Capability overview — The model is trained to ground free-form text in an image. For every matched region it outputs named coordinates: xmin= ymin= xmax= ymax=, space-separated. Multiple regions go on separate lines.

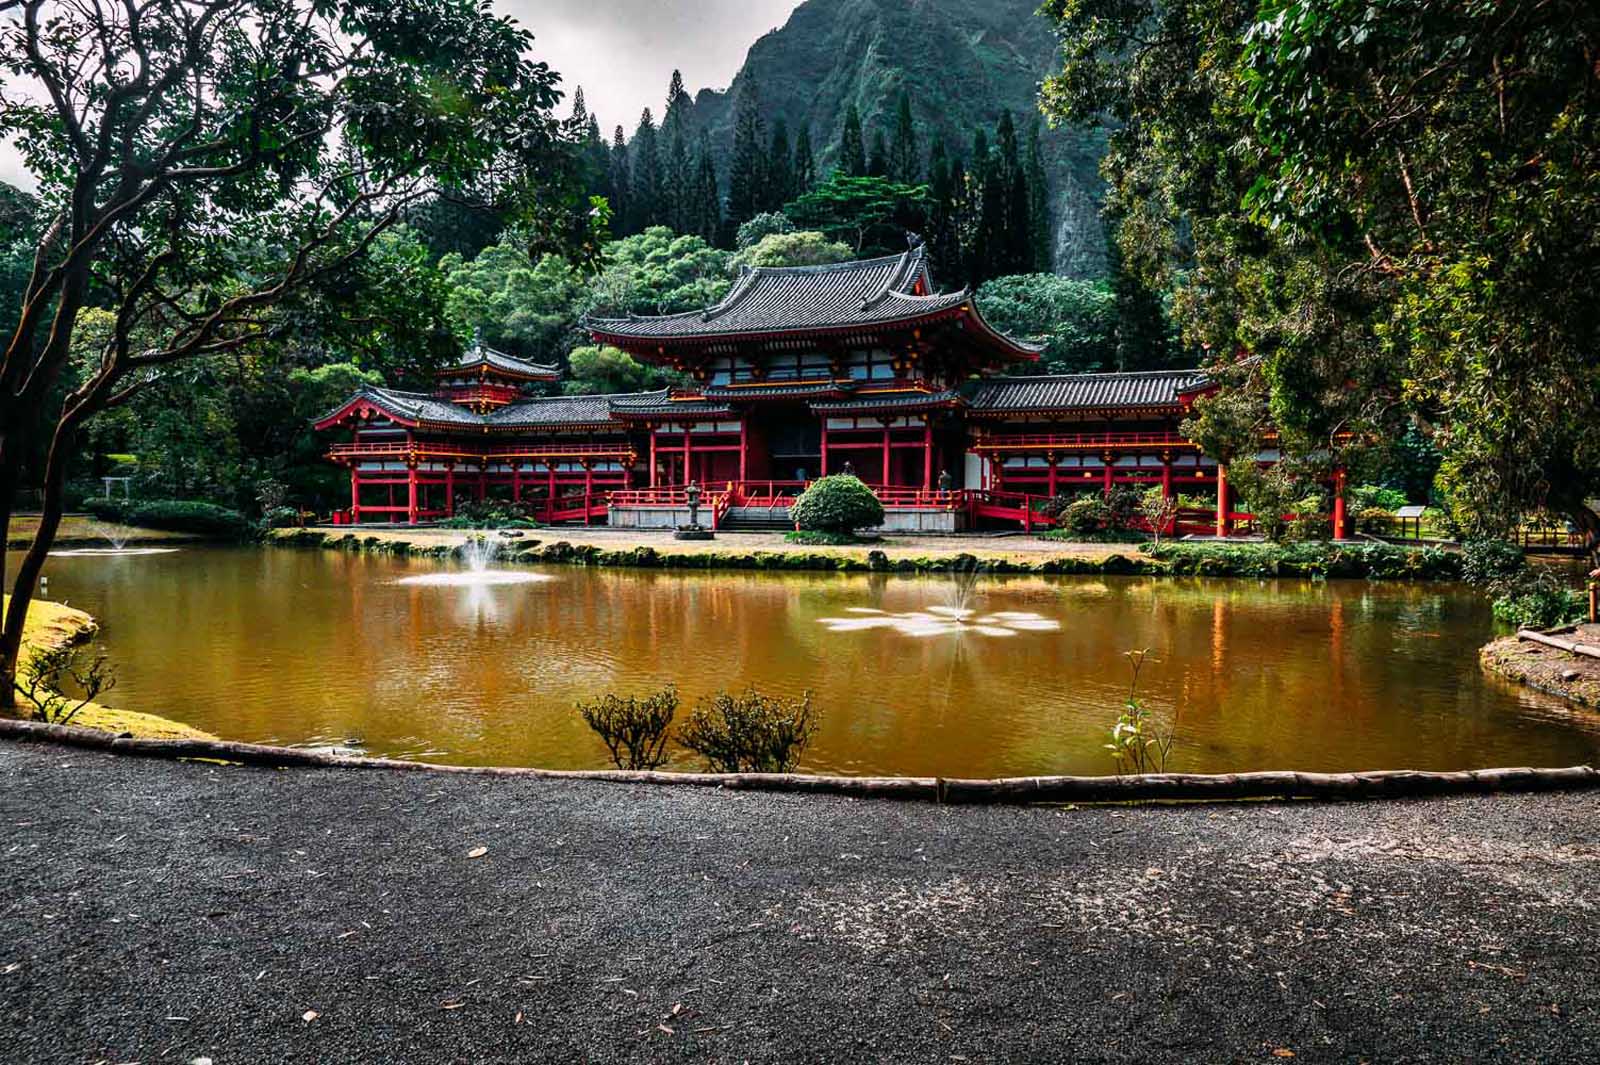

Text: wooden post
xmin=546 ymin=463 xmax=557 ymax=521
xmin=444 ymin=464 xmax=455 ymax=517
xmin=1102 ymin=454 xmax=1114 ymax=499
xmin=1023 ymin=493 xmax=1032 ymax=533
xmin=1589 ymin=577 xmax=1598 ymax=624
xmin=1047 ymin=452 xmax=1058 ymax=498
xmin=1332 ymin=465 xmax=1349 ymax=541
xmin=649 ymin=430 xmax=658 ymax=489
xmin=683 ymin=425 xmax=692 ymax=488
xmin=511 ymin=466 xmax=521 ymax=503
xmin=1161 ymin=458 xmax=1173 ymax=499
xmin=922 ymin=420 xmax=933 ymax=490
xmin=819 ymin=420 xmax=829 ymax=478
xmin=881 ymin=423 xmax=891 ymax=487
xmin=406 ymin=465 xmax=418 ymax=525
xmin=1216 ymin=464 xmax=1229 ymax=538
xmin=583 ymin=463 xmax=593 ymax=525
xmin=740 ymin=419 xmax=749 ymax=483
xmin=349 ymin=467 xmax=361 ymax=524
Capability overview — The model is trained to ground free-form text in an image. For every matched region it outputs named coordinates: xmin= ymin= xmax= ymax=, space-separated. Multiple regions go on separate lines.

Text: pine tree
xmin=1024 ymin=114 xmax=1052 ymax=273
xmin=629 ymin=108 xmax=663 ymax=233
xmin=837 ymin=103 xmax=866 ymax=178
xmin=570 ymin=87 xmax=589 ymax=129
xmin=867 ymin=129 xmax=889 ymax=177
xmin=966 ymin=127 xmax=993 ymax=285
xmin=792 ymin=125 xmax=816 ymax=196
xmin=888 ymin=91 xmax=919 ymax=183
xmin=926 ymin=137 xmax=961 ymax=281
xmin=608 ymin=125 xmax=632 ymax=236
xmin=690 ymin=133 xmax=723 ymax=245
xmin=727 ymin=81 xmax=767 ymax=227
xmin=661 ymin=70 xmax=694 ymax=234
xmin=765 ymin=118 xmax=793 ymax=212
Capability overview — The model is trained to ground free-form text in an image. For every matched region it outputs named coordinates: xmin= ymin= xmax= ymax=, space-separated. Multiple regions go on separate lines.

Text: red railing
xmin=872 ymin=488 xmax=968 ymax=510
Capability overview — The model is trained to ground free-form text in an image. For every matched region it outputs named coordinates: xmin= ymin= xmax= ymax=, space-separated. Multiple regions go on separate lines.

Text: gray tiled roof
xmin=703 ymin=381 xmax=845 ymax=400
xmin=447 ymin=341 xmax=560 ymax=379
xmin=608 ymin=391 xmax=734 ymax=419
xmin=810 ymin=390 xmax=961 ymax=414
xmin=584 ymin=246 xmax=971 ymax=340
xmin=489 ymin=392 xmax=636 ymax=427
xmin=966 ymin=370 xmax=1209 ymax=413
xmin=353 ymin=386 xmax=484 ymax=425
xmin=318 ymin=386 xmax=653 ymax=429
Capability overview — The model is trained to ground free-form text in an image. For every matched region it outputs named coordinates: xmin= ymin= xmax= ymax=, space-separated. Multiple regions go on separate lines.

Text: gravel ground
xmin=2 ymin=743 xmax=1597 ymax=1063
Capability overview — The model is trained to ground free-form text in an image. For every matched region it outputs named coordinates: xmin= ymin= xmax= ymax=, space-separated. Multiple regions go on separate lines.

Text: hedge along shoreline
xmin=2 ymin=718 xmax=1594 ymax=805
xmin=270 ymin=529 xmax=1467 ymax=580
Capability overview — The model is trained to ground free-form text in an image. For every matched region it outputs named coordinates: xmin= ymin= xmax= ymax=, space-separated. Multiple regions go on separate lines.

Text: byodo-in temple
xmin=315 ymin=243 xmax=1354 ymax=537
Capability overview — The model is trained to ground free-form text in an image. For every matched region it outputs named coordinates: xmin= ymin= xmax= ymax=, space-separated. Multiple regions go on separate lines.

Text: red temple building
xmin=316 ymin=243 xmax=1350 ymax=537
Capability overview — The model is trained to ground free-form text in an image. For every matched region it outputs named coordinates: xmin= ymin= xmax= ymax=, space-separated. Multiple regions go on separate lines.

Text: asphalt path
xmin=2 ymin=742 xmax=1597 ymax=1063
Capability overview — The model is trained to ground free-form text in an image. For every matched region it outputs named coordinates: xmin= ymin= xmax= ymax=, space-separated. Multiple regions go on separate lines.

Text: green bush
xmin=576 ymin=686 xmax=678 ymax=770
xmin=1356 ymin=506 xmax=1395 ymax=535
xmin=1349 ymin=484 xmax=1408 ymax=514
xmin=1142 ymin=540 xmax=1463 ymax=580
xmin=1461 ymin=539 xmax=1526 ymax=586
xmin=82 ymin=497 xmax=252 ymax=538
xmin=789 ymin=475 xmax=884 ymax=533
xmin=677 ymin=687 xmax=819 ymax=773
xmin=1060 ymin=495 xmax=1112 ymax=534
xmin=1491 ymin=572 xmax=1584 ymax=630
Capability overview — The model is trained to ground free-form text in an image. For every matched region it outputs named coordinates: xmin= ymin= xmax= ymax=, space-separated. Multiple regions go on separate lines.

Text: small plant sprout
xmin=17 ymin=644 xmax=118 ymax=727
xmin=1104 ymin=648 xmax=1177 ymax=775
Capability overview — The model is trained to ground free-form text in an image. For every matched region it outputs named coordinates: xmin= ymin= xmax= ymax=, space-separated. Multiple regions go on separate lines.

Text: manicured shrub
xmin=576 ymin=686 xmax=678 ymax=770
xmin=1142 ymin=540 xmax=1464 ymax=580
xmin=1060 ymin=495 xmax=1111 ymax=534
xmin=677 ymin=687 xmax=819 ymax=773
xmin=83 ymin=497 xmax=252 ymax=538
xmin=789 ymin=475 xmax=884 ymax=534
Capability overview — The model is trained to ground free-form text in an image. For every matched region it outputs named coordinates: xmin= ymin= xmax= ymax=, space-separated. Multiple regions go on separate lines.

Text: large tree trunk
xmin=0 ymin=414 xmax=81 ymax=715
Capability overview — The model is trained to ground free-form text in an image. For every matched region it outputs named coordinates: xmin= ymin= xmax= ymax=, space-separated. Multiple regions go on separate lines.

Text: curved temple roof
xmin=314 ymin=385 xmax=647 ymax=431
xmin=965 ymin=369 xmax=1210 ymax=415
xmin=583 ymin=245 xmax=1042 ymax=360
xmin=442 ymin=340 xmax=560 ymax=381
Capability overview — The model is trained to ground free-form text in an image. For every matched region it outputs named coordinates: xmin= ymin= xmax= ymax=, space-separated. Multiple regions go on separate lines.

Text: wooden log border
xmin=2 ymin=717 xmax=1596 ymax=805
xmin=1518 ymin=629 xmax=1600 ymax=661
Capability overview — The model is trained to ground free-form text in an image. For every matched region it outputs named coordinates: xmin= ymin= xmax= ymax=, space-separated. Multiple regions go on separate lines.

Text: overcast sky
xmin=0 ymin=0 xmax=801 ymax=191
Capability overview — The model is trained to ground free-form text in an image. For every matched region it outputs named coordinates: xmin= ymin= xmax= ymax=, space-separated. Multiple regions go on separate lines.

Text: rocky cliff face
xmin=683 ymin=0 xmax=1108 ymax=277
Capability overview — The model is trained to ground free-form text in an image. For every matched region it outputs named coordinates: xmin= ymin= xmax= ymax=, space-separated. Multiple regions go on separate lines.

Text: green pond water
xmin=18 ymin=545 xmax=1600 ymax=777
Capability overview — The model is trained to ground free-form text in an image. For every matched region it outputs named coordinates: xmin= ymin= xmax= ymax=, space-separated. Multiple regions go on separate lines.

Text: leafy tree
xmin=564 ymin=346 xmax=670 ymax=396
xmin=976 ymin=275 xmax=1119 ymax=373
xmin=837 ymin=104 xmax=867 ymax=178
xmin=736 ymin=212 xmax=795 ymax=249
xmin=733 ymin=231 xmax=853 ymax=269
xmin=440 ymin=244 xmax=586 ymax=363
xmin=0 ymin=0 xmax=591 ymax=708
xmin=579 ymin=228 xmax=734 ymax=318
xmin=783 ymin=175 xmax=931 ymax=256
xmin=888 ymin=91 xmax=919 ymax=183
xmin=766 ymin=118 xmax=794 ymax=212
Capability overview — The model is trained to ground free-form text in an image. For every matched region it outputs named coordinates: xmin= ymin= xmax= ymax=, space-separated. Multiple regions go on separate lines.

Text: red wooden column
xmin=546 ymin=462 xmax=557 ymax=521
xmin=880 ymin=422 xmax=891 ymax=487
xmin=922 ymin=421 xmax=934 ymax=489
xmin=511 ymin=465 xmax=522 ymax=503
xmin=444 ymin=464 xmax=455 ymax=516
xmin=1102 ymin=453 xmax=1114 ymax=498
xmin=649 ymin=429 xmax=659 ymax=488
xmin=1161 ymin=457 xmax=1174 ymax=498
xmin=583 ymin=462 xmax=594 ymax=525
xmin=819 ymin=421 xmax=829 ymax=477
xmin=349 ymin=467 xmax=361 ymax=524
xmin=682 ymin=425 xmax=692 ymax=487
xmin=406 ymin=464 xmax=419 ymax=525
xmin=1332 ymin=465 xmax=1350 ymax=541
xmin=1047 ymin=452 xmax=1059 ymax=497
xmin=739 ymin=419 xmax=749 ymax=482
xmin=1215 ymin=464 xmax=1230 ymax=538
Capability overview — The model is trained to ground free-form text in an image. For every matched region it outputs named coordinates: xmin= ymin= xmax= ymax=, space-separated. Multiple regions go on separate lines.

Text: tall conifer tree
xmin=1024 ymin=115 xmax=1052 ymax=272
xmin=661 ymin=70 xmax=694 ymax=233
xmin=609 ymin=124 xmax=632 ymax=235
xmin=838 ymin=103 xmax=866 ymax=178
xmin=727 ymin=80 xmax=767 ymax=227
xmin=690 ymin=132 xmax=723 ymax=245
xmin=629 ymin=108 xmax=663 ymax=233
xmin=926 ymin=137 xmax=961 ymax=280
xmin=888 ymin=91 xmax=919 ymax=183
xmin=793 ymin=125 xmax=816 ymax=195
xmin=867 ymin=129 xmax=889 ymax=177
xmin=766 ymin=118 xmax=793 ymax=211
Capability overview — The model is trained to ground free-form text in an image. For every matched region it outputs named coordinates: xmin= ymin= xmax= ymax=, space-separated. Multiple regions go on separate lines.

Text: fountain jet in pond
xmin=50 ymin=522 xmax=179 ymax=557
xmin=395 ymin=534 xmax=552 ymax=587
